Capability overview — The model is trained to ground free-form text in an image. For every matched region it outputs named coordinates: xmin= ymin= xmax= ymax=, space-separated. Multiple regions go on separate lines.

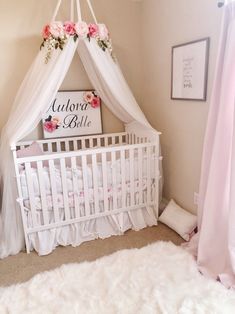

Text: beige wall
xmin=0 ymin=0 xmax=142 ymax=139
xmin=0 ymin=0 xmax=224 ymax=213
xmin=141 ymin=0 xmax=222 ymax=213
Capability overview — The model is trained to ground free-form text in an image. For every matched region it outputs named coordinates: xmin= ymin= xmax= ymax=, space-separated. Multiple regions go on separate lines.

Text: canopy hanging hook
xmin=86 ymin=0 xmax=98 ymax=23
xmin=51 ymin=0 xmax=62 ymax=21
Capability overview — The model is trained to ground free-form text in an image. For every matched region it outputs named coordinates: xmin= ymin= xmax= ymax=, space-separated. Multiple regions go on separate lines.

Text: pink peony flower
xmin=98 ymin=24 xmax=109 ymax=40
xmin=88 ymin=23 xmax=99 ymax=38
xmin=44 ymin=121 xmax=57 ymax=133
xmin=75 ymin=21 xmax=88 ymax=38
xmin=91 ymin=96 xmax=101 ymax=108
xmin=63 ymin=21 xmax=76 ymax=35
xmin=83 ymin=91 xmax=94 ymax=103
xmin=42 ymin=24 xmax=51 ymax=39
xmin=49 ymin=21 xmax=64 ymax=38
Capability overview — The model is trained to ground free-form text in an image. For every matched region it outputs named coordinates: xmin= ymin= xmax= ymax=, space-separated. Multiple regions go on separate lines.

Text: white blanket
xmin=19 ymin=155 xmax=156 ymax=200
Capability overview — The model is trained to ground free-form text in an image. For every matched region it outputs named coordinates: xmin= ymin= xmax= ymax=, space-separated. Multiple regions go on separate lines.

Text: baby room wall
xmin=140 ymin=0 xmax=222 ymax=213
xmin=0 ymin=0 xmax=224 ymax=214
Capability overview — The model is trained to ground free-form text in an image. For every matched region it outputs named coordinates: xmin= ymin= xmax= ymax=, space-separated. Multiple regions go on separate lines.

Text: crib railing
xmin=13 ymin=131 xmax=154 ymax=154
xmin=13 ymin=142 xmax=159 ymax=253
xmin=14 ymin=132 xmax=128 ymax=153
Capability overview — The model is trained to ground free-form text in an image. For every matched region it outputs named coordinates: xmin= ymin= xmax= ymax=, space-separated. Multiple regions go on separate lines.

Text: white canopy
xmin=0 ymin=0 xmax=157 ymax=258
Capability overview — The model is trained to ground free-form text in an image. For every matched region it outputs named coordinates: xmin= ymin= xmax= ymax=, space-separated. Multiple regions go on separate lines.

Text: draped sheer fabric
xmin=185 ymin=1 xmax=235 ymax=288
xmin=0 ymin=34 xmax=156 ymax=258
xmin=0 ymin=39 xmax=78 ymax=258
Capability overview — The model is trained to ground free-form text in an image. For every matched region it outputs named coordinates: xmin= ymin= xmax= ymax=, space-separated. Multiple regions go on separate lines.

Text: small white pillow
xmin=158 ymin=199 xmax=197 ymax=241
xmin=17 ymin=142 xmax=44 ymax=168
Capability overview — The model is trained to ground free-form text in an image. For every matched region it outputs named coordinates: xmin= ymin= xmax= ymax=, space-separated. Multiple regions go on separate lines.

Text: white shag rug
xmin=1 ymin=241 xmax=235 ymax=314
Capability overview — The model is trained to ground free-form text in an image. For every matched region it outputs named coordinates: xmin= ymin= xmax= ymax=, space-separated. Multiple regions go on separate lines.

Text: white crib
xmin=12 ymin=125 xmax=161 ymax=255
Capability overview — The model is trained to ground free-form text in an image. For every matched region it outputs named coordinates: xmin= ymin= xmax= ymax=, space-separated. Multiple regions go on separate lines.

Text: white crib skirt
xmin=28 ymin=206 xmax=157 ymax=255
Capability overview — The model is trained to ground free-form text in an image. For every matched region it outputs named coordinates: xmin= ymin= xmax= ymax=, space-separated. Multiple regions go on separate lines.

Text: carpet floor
xmin=0 ymin=241 xmax=235 ymax=314
xmin=0 ymin=223 xmax=183 ymax=286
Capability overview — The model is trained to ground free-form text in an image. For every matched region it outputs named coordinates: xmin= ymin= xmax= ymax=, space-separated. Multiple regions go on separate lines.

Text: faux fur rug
xmin=0 ymin=242 xmax=235 ymax=314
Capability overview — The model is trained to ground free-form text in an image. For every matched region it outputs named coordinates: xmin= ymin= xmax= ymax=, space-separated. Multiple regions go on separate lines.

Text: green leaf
xmin=102 ymin=41 xmax=108 ymax=48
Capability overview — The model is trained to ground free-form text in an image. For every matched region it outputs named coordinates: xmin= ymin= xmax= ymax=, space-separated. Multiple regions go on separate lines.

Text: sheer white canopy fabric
xmin=77 ymin=39 xmax=152 ymax=129
xmin=0 ymin=38 xmax=79 ymax=258
xmin=0 ymin=35 xmax=157 ymax=258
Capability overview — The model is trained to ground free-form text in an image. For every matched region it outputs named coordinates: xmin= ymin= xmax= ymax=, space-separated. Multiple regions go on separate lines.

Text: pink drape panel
xmin=187 ymin=2 xmax=235 ymax=288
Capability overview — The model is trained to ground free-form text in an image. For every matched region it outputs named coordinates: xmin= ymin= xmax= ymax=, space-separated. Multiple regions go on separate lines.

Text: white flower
xmin=98 ymin=24 xmax=109 ymax=40
xmin=83 ymin=91 xmax=94 ymax=103
xmin=49 ymin=21 xmax=64 ymax=38
xmin=75 ymin=21 xmax=89 ymax=38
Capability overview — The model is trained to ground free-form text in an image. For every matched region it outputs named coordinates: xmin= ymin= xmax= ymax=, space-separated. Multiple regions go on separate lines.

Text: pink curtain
xmin=186 ymin=1 xmax=235 ymax=288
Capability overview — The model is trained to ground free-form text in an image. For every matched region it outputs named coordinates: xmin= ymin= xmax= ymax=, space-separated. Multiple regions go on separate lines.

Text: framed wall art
xmin=171 ymin=38 xmax=210 ymax=101
xmin=42 ymin=90 xmax=102 ymax=139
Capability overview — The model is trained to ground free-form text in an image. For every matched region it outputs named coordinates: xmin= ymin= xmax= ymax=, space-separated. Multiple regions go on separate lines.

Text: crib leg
xmin=25 ymin=234 xmax=30 ymax=254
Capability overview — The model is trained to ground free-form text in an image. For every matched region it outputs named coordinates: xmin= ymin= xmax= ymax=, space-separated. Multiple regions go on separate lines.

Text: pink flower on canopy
xmin=42 ymin=24 xmax=51 ymax=39
xmin=44 ymin=121 xmax=57 ymax=133
xmin=83 ymin=91 xmax=94 ymax=103
xmin=75 ymin=21 xmax=88 ymax=38
xmin=98 ymin=24 xmax=109 ymax=40
xmin=91 ymin=96 xmax=101 ymax=108
xmin=88 ymin=23 xmax=99 ymax=38
xmin=64 ymin=21 xmax=76 ymax=35
xmin=49 ymin=21 xmax=64 ymax=38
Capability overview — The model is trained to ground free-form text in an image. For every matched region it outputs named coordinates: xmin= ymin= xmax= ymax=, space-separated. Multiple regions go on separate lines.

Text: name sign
xmin=42 ymin=90 xmax=102 ymax=139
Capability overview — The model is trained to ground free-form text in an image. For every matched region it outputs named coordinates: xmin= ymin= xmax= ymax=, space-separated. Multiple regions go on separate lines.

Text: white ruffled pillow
xmin=158 ymin=199 xmax=197 ymax=241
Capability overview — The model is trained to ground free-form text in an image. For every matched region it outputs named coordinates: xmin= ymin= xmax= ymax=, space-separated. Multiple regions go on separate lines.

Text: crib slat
xmin=89 ymin=138 xmax=93 ymax=148
xmin=56 ymin=142 xmax=61 ymax=153
xmin=81 ymin=139 xmax=86 ymax=149
xmin=101 ymin=152 xmax=109 ymax=212
xmin=104 ymin=137 xmax=108 ymax=147
xmin=25 ymin=163 xmax=38 ymax=227
xmin=97 ymin=137 xmax=101 ymax=147
xmin=130 ymin=133 xmax=133 ymax=145
xmin=129 ymin=148 xmax=135 ymax=207
xmin=65 ymin=141 xmax=69 ymax=152
xmin=92 ymin=154 xmax=99 ymax=213
xmin=111 ymin=136 xmax=115 ymax=145
xmin=60 ymin=158 xmax=70 ymax=221
xmin=111 ymin=151 xmax=117 ymax=210
xmin=82 ymin=155 xmax=89 ymax=216
xmin=48 ymin=159 xmax=60 ymax=223
xmin=138 ymin=147 xmax=143 ymax=204
xmin=119 ymin=135 xmax=122 ymax=144
xmin=71 ymin=157 xmax=80 ymax=218
xmin=37 ymin=161 xmax=49 ymax=225
xmin=120 ymin=149 xmax=126 ymax=208
xmin=147 ymin=146 xmax=151 ymax=204
xmin=73 ymin=140 xmax=78 ymax=151
xmin=47 ymin=142 xmax=52 ymax=153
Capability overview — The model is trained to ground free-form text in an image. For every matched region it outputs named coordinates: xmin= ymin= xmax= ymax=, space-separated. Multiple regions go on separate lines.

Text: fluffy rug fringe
xmin=0 ymin=241 xmax=235 ymax=314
